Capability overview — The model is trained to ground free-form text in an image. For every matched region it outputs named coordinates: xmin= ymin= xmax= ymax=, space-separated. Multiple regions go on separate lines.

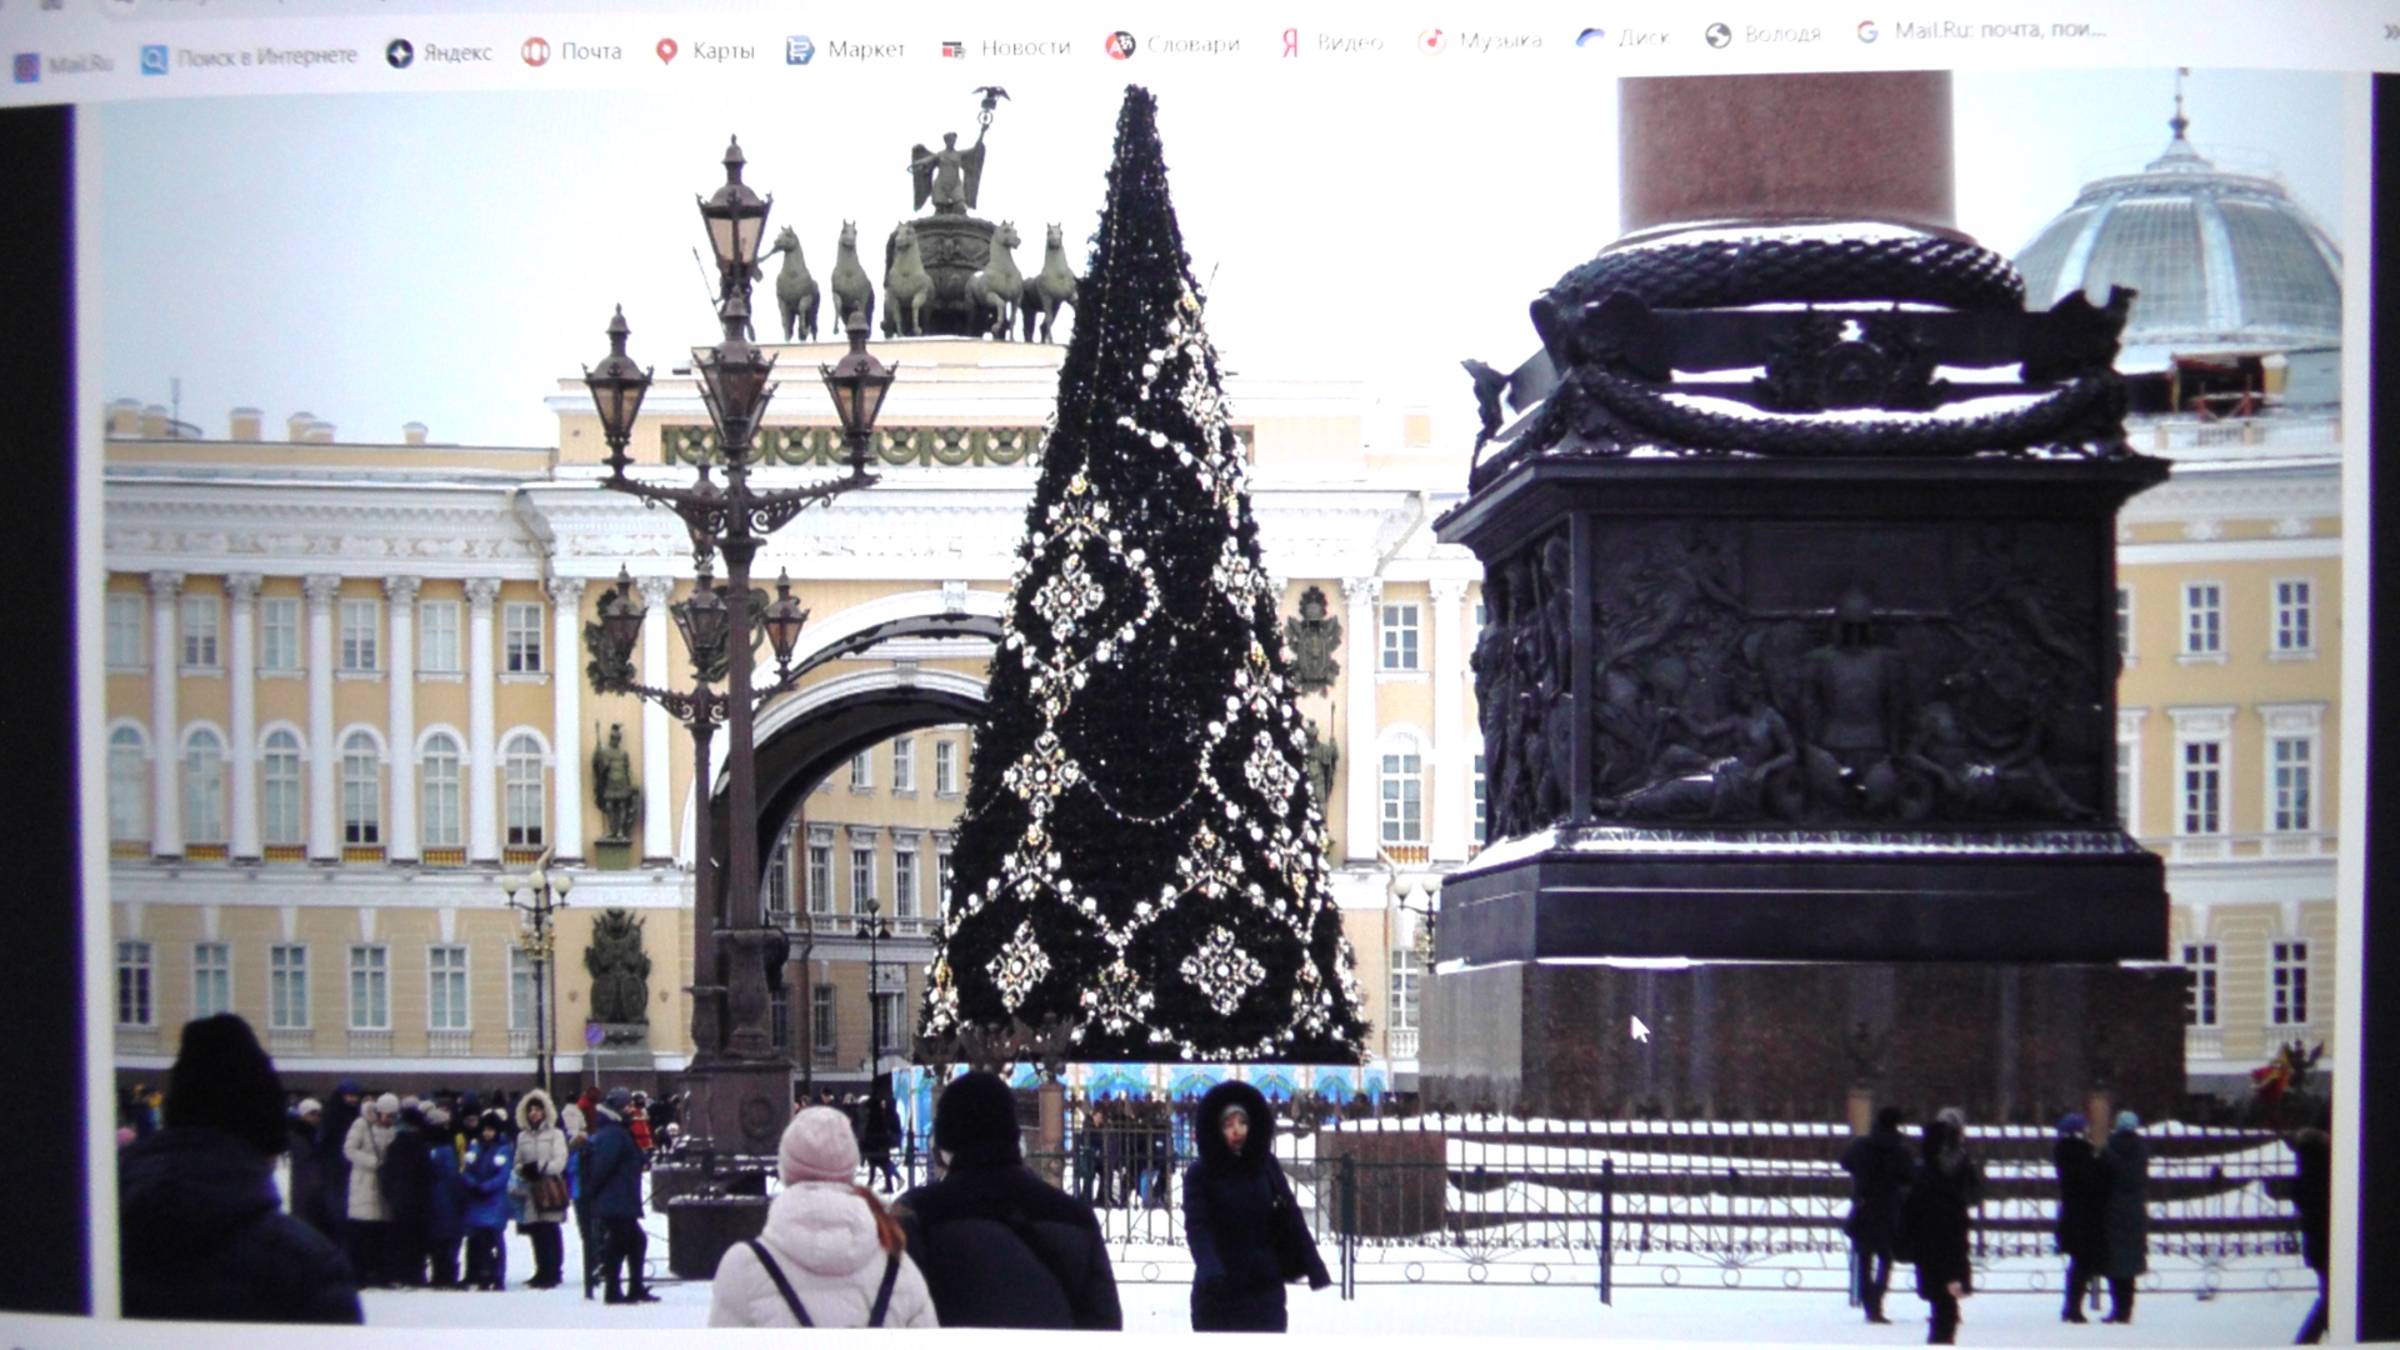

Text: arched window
xmin=340 ymin=731 xmax=381 ymax=845
xmin=420 ymin=733 xmax=463 ymax=850
xmin=108 ymin=726 xmax=147 ymax=844
xmin=503 ymin=732 xmax=545 ymax=848
xmin=261 ymin=730 xmax=303 ymax=847
xmin=1379 ymin=732 xmax=1424 ymax=845
xmin=181 ymin=728 xmax=225 ymax=844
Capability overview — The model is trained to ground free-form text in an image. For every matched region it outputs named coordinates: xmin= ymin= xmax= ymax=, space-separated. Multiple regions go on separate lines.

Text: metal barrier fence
xmin=1029 ymin=1117 xmax=2309 ymax=1301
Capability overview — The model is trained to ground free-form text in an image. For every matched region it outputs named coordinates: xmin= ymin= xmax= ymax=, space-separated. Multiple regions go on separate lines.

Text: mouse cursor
xmin=1630 ymin=1015 xmax=1651 ymax=1043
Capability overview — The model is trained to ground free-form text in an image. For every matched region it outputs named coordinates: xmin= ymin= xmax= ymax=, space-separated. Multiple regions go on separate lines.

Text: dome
xmin=2014 ymin=106 xmax=2340 ymax=368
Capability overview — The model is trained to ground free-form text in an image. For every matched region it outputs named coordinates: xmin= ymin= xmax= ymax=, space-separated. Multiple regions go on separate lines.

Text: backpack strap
xmin=743 ymin=1238 xmax=815 ymax=1327
xmin=867 ymin=1249 xmax=902 ymax=1327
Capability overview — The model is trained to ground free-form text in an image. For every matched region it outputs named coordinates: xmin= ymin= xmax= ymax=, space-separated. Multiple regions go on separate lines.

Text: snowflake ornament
xmin=1180 ymin=925 xmax=1266 ymax=1017
xmin=989 ymin=920 xmax=1053 ymax=1013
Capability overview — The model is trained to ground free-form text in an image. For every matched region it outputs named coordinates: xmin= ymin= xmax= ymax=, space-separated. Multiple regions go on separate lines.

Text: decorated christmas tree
xmin=919 ymin=86 xmax=1368 ymax=1064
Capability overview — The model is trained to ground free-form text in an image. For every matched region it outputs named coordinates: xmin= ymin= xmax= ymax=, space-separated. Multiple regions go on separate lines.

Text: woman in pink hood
xmin=708 ymin=1106 xmax=936 ymax=1328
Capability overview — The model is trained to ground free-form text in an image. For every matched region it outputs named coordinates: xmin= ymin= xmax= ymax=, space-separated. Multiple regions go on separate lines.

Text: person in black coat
xmin=2285 ymin=1127 xmax=2331 ymax=1343
xmin=2051 ymin=1113 xmax=2106 ymax=1323
xmin=1901 ymin=1117 xmax=1975 ymax=1345
xmin=118 ymin=1014 xmax=363 ymax=1323
xmin=380 ymin=1102 xmax=435 ymax=1288
xmin=894 ymin=1071 xmax=1122 ymax=1329
xmin=1183 ymin=1079 xmax=1331 ymax=1334
xmin=314 ymin=1079 xmax=363 ymax=1242
xmin=1840 ymin=1105 xmax=1910 ymax=1325
xmin=584 ymin=1087 xmax=657 ymax=1304
xmin=2097 ymin=1110 xmax=2149 ymax=1323
xmin=285 ymin=1099 xmax=330 ymax=1243
xmin=864 ymin=1082 xmax=903 ymax=1193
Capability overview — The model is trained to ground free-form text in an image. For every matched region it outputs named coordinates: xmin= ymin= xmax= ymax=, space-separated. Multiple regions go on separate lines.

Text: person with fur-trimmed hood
xmin=710 ymin=1106 xmax=938 ymax=1327
xmin=118 ymin=1015 xmax=363 ymax=1323
xmin=893 ymin=1071 xmax=1120 ymax=1329
xmin=513 ymin=1087 xmax=571 ymax=1288
xmin=342 ymin=1091 xmax=401 ymax=1287
xmin=1184 ymin=1079 xmax=1331 ymax=1333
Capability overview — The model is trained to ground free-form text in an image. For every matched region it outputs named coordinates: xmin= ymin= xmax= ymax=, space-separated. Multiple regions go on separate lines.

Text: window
xmin=894 ymin=847 xmax=919 ymax=919
xmin=341 ymin=732 xmax=382 ymax=845
xmin=892 ymin=737 xmax=916 ymax=792
xmin=106 ymin=593 xmax=144 ymax=667
xmin=765 ymin=836 xmax=792 ymax=917
xmin=2180 ymin=740 xmax=2224 ymax=836
xmin=935 ymin=740 xmax=959 ymax=795
xmin=771 ymin=984 xmax=791 ymax=1051
xmin=339 ymin=599 xmax=379 ymax=671
xmin=2182 ymin=583 xmax=2223 ymax=656
xmin=260 ymin=597 xmax=300 ymax=673
xmin=1380 ymin=740 xmax=1424 ymax=844
xmin=420 ymin=733 xmax=463 ymax=849
xmin=270 ymin=944 xmax=309 ymax=1029
xmin=2116 ymin=739 xmax=2136 ymax=831
xmin=2272 ymin=940 xmax=2311 ymax=1026
xmin=2272 ymin=736 xmax=2316 ymax=833
xmin=2274 ymin=579 xmax=2315 ymax=654
xmin=503 ymin=733 xmax=545 ymax=848
xmin=807 ymin=844 xmax=833 ymax=916
xmin=811 ymin=985 xmax=836 ymax=1056
xmin=872 ymin=991 xmax=902 ymax=1058
xmin=182 ymin=728 xmax=225 ymax=844
xmin=2180 ymin=942 xmax=2218 ymax=1028
xmin=1390 ymin=946 xmax=1422 ymax=1032
xmin=116 ymin=940 xmax=153 ymax=1026
xmin=108 ymin=726 xmax=148 ymax=843
xmin=418 ymin=601 xmax=461 ymax=674
xmin=2114 ymin=586 xmax=2133 ymax=661
xmin=348 ymin=945 xmax=389 ymax=1030
xmin=850 ymin=749 xmax=873 ymax=789
xmin=851 ymin=846 xmax=877 ymax=908
xmin=503 ymin=601 xmax=544 ymax=674
xmin=262 ymin=730 xmax=303 ymax=847
xmin=181 ymin=594 xmax=220 ymax=668
xmin=1380 ymin=603 xmax=1421 ymax=671
xmin=193 ymin=943 xmax=231 ymax=1021
xmin=1472 ymin=752 xmax=1487 ymax=847
xmin=936 ymin=847 xmax=954 ymax=912
xmin=509 ymin=947 xmax=536 ymax=1031
xmin=428 ymin=946 xmax=469 ymax=1030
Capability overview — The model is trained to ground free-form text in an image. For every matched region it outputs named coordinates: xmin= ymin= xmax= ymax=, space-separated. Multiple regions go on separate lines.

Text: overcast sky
xmin=96 ymin=66 xmax=2346 ymax=449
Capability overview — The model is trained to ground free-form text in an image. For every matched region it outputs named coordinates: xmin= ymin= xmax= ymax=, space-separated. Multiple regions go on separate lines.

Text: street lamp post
xmin=857 ymin=898 xmax=894 ymax=1075
xmin=500 ymin=848 xmax=573 ymax=1102
xmin=581 ymin=136 xmax=895 ymax=1154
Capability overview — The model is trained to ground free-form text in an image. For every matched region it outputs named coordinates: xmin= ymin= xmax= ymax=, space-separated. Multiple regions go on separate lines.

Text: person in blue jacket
xmin=1182 ymin=1079 xmax=1330 ymax=1333
xmin=423 ymin=1107 xmax=468 ymax=1288
xmin=584 ymin=1087 xmax=658 ymax=1304
xmin=459 ymin=1109 xmax=516 ymax=1291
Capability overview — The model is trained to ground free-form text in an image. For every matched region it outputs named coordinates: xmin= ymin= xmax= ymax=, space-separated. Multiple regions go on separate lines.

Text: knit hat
xmin=2058 ymin=1112 xmax=2088 ymax=1135
xmin=425 ymin=1106 xmax=451 ymax=1129
xmin=2114 ymin=1109 xmax=2140 ymax=1132
xmin=603 ymin=1086 xmax=633 ymax=1112
xmin=164 ymin=1014 xmax=287 ymax=1156
xmin=780 ymin=1105 xmax=861 ymax=1184
xmin=375 ymin=1092 xmax=401 ymax=1117
xmin=478 ymin=1109 xmax=508 ymax=1133
xmin=934 ymin=1071 xmax=1021 ymax=1164
xmin=297 ymin=1098 xmax=322 ymax=1118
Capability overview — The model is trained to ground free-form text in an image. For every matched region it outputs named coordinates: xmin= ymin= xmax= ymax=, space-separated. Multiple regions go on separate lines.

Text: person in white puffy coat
xmin=341 ymin=1092 xmax=400 ymax=1286
xmin=709 ymin=1107 xmax=938 ymax=1329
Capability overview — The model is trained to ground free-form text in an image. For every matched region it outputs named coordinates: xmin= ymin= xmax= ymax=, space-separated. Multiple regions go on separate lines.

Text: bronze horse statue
xmin=765 ymin=226 xmax=820 ymax=341
xmin=829 ymin=220 xmax=876 ymax=335
xmin=882 ymin=221 xmax=932 ymax=338
xmin=968 ymin=221 xmax=1025 ymax=341
xmin=1019 ymin=222 xmax=1079 ymax=343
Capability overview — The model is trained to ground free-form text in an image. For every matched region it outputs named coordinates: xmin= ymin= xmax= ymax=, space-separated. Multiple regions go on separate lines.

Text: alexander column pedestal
xmin=1422 ymin=73 xmax=2184 ymax=1123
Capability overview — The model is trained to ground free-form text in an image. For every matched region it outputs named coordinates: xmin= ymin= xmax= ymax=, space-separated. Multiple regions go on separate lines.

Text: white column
xmin=466 ymin=578 xmax=501 ymax=863
xmin=146 ymin=570 xmax=184 ymax=859
xmin=1341 ymin=575 xmax=1382 ymax=863
xmin=1430 ymin=577 xmax=1473 ymax=864
xmin=226 ymin=573 xmax=263 ymax=862
xmin=384 ymin=576 xmax=421 ymax=863
xmin=548 ymin=576 xmax=588 ymax=862
xmin=302 ymin=573 xmax=341 ymax=862
xmin=639 ymin=575 xmax=676 ymax=864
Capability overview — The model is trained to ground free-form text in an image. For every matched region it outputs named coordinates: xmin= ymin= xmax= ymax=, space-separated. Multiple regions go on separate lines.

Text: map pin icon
xmin=655 ymin=37 xmax=678 ymax=63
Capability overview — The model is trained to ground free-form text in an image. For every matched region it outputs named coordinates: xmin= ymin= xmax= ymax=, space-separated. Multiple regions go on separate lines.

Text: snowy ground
xmin=358 ymin=1217 xmax=2318 ymax=1344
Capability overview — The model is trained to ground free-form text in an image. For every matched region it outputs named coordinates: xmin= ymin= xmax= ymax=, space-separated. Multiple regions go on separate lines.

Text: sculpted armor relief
xmin=1473 ymin=518 xmax=2108 ymax=841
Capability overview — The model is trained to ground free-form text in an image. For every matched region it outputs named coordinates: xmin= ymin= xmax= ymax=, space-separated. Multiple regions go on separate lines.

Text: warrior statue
xmin=590 ymin=722 xmax=640 ymax=841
